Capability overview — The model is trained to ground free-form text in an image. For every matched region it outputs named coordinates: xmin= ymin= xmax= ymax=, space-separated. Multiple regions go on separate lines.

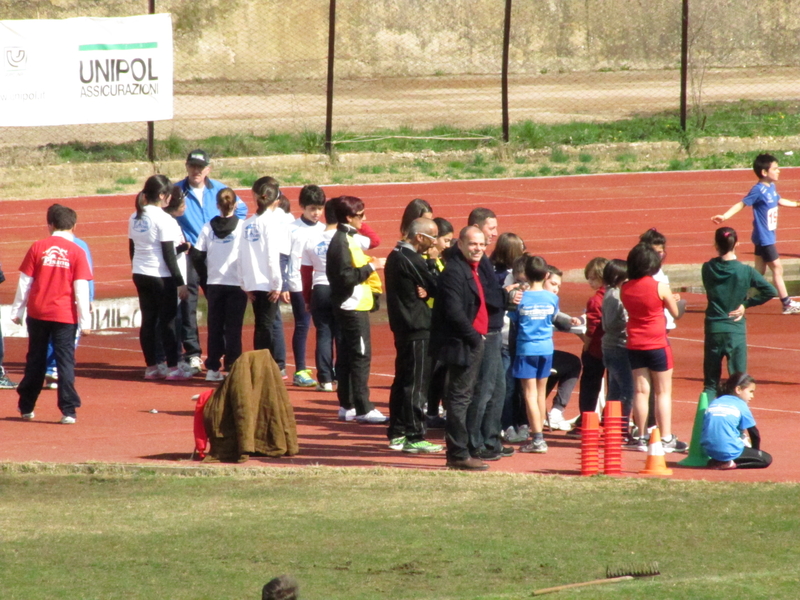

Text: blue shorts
xmin=628 ymin=346 xmax=673 ymax=372
xmin=512 ymin=354 xmax=553 ymax=380
xmin=754 ymin=243 xmax=779 ymax=263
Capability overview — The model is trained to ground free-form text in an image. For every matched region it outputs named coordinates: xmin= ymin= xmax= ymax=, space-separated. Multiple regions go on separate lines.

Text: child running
xmin=701 ymin=227 xmax=776 ymax=400
xmin=701 ymin=373 xmax=772 ymax=470
xmin=508 ymin=255 xmax=558 ymax=454
xmin=620 ymin=243 xmax=686 ymax=453
xmin=712 ymin=153 xmax=800 ymax=314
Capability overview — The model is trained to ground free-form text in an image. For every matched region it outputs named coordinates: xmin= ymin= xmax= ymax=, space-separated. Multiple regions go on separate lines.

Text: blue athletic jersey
xmin=700 ymin=394 xmax=756 ymax=462
xmin=508 ymin=289 xmax=558 ymax=356
xmin=742 ymin=182 xmax=780 ymax=246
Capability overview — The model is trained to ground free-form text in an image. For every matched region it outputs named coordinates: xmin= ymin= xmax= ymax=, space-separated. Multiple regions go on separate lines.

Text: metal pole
xmin=325 ymin=0 xmax=337 ymax=155
xmin=680 ymin=0 xmax=689 ymax=131
xmin=501 ymin=0 xmax=513 ymax=143
xmin=147 ymin=0 xmax=156 ymax=161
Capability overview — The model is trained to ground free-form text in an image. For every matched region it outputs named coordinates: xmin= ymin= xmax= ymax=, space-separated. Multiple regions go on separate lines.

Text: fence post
xmin=501 ymin=0 xmax=512 ymax=143
xmin=147 ymin=0 xmax=156 ymax=161
xmin=325 ymin=0 xmax=337 ymax=155
xmin=680 ymin=0 xmax=689 ymax=131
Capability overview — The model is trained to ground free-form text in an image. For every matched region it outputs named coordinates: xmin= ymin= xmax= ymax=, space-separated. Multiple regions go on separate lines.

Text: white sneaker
xmin=166 ymin=364 xmax=195 ymax=381
xmin=21 ymin=412 xmax=34 ymax=420
xmin=316 ymin=382 xmax=334 ymax=392
xmin=157 ymin=362 xmax=169 ymax=378
xmin=144 ymin=365 xmax=166 ymax=380
xmin=188 ymin=356 xmax=204 ymax=374
xmin=60 ymin=415 xmax=77 ymax=424
xmin=547 ymin=408 xmax=565 ymax=430
xmin=355 ymin=408 xmax=389 ymax=424
xmin=337 ymin=407 xmax=356 ymax=421
xmin=205 ymin=370 xmax=226 ymax=382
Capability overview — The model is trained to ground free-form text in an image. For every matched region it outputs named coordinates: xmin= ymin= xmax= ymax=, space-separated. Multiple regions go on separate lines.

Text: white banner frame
xmin=0 ymin=13 xmax=173 ymax=126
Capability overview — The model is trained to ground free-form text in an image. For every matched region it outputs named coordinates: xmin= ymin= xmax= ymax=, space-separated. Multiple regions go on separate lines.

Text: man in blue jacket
xmin=175 ymin=150 xmax=247 ymax=372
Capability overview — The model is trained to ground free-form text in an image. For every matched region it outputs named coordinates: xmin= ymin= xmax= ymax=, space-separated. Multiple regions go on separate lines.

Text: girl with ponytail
xmin=701 ymin=227 xmax=776 ymax=400
xmin=128 ymin=174 xmax=193 ymax=381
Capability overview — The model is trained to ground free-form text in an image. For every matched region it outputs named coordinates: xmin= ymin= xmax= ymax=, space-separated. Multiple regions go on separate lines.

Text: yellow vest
xmin=347 ymin=235 xmax=375 ymax=312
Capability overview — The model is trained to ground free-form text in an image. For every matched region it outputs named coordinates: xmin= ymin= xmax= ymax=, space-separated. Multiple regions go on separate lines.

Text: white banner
xmin=0 ymin=14 xmax=173 ymax=126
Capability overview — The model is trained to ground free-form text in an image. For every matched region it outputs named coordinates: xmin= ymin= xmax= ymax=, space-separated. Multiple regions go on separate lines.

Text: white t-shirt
xmin=301 ymin=228 xmax=371 ymax=289
xmin=238 ymin=208 xmax=290 ymax=292
xmin=288 ymin=217 xmax=325 ymax=292
xmin=129 ymin=204 xmax=180 ymax=278
xmin=195 ymin=219 xmax=244 ymax=286
xmin=653 ymin=268 xmax=676 ymax=330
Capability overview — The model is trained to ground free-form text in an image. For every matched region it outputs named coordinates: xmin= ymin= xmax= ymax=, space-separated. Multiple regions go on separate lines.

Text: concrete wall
xmin=4 ymin=0 xmax=800 ymax=82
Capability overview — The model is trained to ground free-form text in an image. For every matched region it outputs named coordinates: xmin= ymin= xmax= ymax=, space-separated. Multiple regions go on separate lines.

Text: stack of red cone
xmin=580 ymin=412 xmax=601 ymax=476
xmin=603 ymin=401 xmax=624 ymax=476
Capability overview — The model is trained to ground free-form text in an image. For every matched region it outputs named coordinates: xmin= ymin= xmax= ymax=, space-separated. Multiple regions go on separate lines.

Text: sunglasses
xmin=418 ymin=232 xmax=437 ymax=242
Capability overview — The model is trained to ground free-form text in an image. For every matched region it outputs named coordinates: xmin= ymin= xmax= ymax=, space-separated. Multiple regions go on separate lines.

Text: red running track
xmin=1 ymin=169 xmax=799 ymax=481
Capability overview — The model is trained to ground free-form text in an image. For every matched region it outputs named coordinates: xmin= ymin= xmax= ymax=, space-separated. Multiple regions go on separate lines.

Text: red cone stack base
xmin=580 ymin=412 xmax=601 ymax=476
xmin=603 ymin=401 xmax=624 ymax=476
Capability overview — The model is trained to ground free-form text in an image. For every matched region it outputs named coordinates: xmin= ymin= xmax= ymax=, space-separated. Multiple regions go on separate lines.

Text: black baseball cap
xmin=186 ymin=149 xmax=210 ymax=167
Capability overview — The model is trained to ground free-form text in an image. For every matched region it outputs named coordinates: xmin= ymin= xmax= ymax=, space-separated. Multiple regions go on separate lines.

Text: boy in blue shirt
xmin=508 ymin=255 xmax=558 ymax=454
xmin=712 ymin=153 xmax=800 ymax=314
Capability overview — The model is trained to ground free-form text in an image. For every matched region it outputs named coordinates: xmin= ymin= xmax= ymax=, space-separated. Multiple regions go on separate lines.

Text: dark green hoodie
xmin=701 ymin=257 xmax=776 ymax=334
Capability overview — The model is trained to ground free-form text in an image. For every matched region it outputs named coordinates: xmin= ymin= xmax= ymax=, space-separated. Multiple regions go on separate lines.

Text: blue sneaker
xmin=293 ymin=369 xmax=317 ymax=387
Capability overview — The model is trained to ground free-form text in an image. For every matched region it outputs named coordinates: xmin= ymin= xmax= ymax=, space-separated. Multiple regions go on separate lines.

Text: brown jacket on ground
xmin=203 ymin=349 xmax=299 ymax=462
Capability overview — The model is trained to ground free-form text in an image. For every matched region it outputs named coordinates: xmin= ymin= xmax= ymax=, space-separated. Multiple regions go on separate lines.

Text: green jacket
xmin=701 ymin=257 xmax=776 ymax=334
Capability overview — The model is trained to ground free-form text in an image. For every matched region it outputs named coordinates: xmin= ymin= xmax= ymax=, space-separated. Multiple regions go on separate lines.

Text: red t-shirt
xmin=19 ymin=235 xmax=93 ymax=324
xmin=584 ymin=286 xmax=605 ymax=359
xmin=620 ymin=276 xmax=667 ymax=350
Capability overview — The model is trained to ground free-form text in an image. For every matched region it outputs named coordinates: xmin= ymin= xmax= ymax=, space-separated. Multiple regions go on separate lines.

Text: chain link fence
xmin=2 ymin=0 xmax=800 ymax=161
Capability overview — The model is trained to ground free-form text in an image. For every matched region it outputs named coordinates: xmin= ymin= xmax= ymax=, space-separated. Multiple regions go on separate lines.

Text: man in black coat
xmin=431 ymin=226 xmax=491 ymax=470
xmin=384 ymin=218 xmax=443 ymax=454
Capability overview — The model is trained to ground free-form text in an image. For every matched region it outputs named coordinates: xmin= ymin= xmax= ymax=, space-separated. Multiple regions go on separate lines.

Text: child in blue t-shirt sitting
xmin=701 ymin=372 xmax=772 ymax=470
xmin=508 ymin=255 xmax=558 ymax=454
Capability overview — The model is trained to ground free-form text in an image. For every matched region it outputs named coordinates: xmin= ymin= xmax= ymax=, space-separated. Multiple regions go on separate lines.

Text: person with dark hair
xmin=11 ymin=204 xmax=93 ymax=424
xmin=601 ymin=258 xmax=635 ymax=433
xmin=542 ymin=265 xmax=584 ymax=432
xmin=42 ymin=233 xmax=96 ymax=390
xmin=127 ymin=176 xmax=193 ymax=381
xmin=712 ymin=153 xmax=800 ymax=314
xmin=385 ymin=217 xmax=443 ymax=454
xmin=175 ymin=150 xmax=247 ymax=374
xmin=399 ymin=198 xmax=433 ymax=237
xmin=464 ymin=208 xmax=517 ymax=462
xmin=701 ymin=373 xmax=772 ymax=470
xmin=509 ymin=255 xmax=557 ymax=454
xmin=433 ymin=226 xmax=490 ymax=470
xmin=467 ymin=207 xmax=498 ymax=245
xmin=490 ymin=232 xmax=525 ymax=283
xmin=621 ymin=243 xmax=686 ymax=453
xmin=326 ymin=196 xmax=388 ymax=424
xmin=301 ymin=200 xmax=374 ymax=401
xmin=192 ymin=187 xmax=247 ymax=381
xmin=262 ymin=574 xmax=299 ymax=600
xmin=701 ymin=227 xmax=775 ymax=400
xmin=239 ymin=177 xmax=291 ymax=366
xmin=287 ymin=185 xmax=327 ymax=388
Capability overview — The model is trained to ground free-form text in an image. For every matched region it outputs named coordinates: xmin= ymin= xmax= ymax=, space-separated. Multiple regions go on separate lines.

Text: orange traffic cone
xmin=639 ymin=427 xmax=673 ymax=477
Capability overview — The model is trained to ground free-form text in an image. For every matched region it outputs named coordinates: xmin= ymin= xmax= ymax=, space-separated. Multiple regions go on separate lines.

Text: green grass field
xmin=1 ymin=466 xmax=798 ymax=599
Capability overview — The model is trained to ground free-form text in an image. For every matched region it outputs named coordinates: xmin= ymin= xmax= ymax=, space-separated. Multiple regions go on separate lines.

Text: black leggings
xmin=133 ymin=273 xmax=179 ymax=367
xmin=734 ymin=447 xmax=772 ymax=469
